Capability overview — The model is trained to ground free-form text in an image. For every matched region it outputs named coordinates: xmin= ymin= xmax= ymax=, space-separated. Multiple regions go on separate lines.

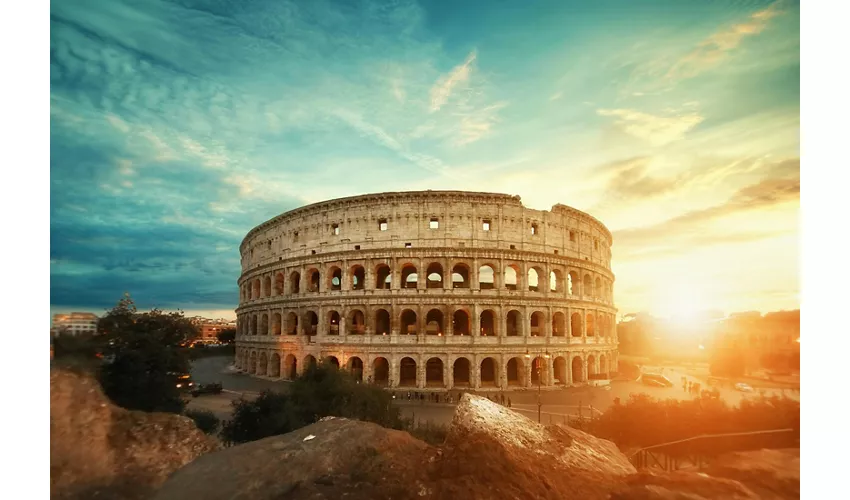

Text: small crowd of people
xmin=392 ymin=390 xmax=512 ymax=408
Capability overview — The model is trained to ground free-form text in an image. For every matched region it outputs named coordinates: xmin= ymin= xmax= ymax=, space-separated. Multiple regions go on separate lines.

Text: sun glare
xmin=652 ymin=283 xmax=709 ymax=329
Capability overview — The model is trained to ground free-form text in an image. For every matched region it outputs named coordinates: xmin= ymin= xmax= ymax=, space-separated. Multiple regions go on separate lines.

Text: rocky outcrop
xmin=50 ymin=369 xmax=219 ymax=500
xmin=707 ymin=449 xmax=800 ymax=499
xmin=155 ymin=394 xmax=637 ymax=500
xmin=610 ymin=470 xmax=760 ymax=499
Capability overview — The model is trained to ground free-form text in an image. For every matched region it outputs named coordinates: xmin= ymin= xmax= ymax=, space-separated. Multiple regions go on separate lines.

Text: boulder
xmin=50 ymin=369 xmax=219 ymax=500
xmin=154 ymin=416 xmax=432 ymax=500
xmin=610 ymin=470 xmax=759 ymax=499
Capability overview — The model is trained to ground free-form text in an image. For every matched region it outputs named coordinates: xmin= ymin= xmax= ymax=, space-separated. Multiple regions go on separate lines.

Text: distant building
xmin=189 ymin=317 xmax=237 ymax=342
xmin=51 ymin=312 xmax=99 ymax=336
xmin=710 ymin=310 xmax=800 ymax=374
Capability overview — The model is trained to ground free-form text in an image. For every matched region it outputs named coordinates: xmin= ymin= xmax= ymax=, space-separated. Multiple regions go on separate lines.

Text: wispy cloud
xmin=429 ymin=50 xmax=477 ymax=112
xmin=666 ymin=1 xmax=785 ymax=81
xmin=597 ymin=107 xmax=704 ymax=146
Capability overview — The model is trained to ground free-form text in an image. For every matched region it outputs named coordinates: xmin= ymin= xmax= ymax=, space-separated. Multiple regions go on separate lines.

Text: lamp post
xmin=525 ymin=349 xmax=551 ymax=423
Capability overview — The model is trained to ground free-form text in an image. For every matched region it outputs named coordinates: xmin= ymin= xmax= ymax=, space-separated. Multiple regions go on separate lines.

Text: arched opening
xmin=480 ymin=357 xmax=497 ymax=387
xmin=329 ymin=267 xmax=342 ymax=291
xmin=263 ymin=276 xmax=272 ymax=297
xmin=587 ymin=355 xmax=597 ymax=378
xmin=308 ymin=268 xmax=321 ymax=293
xmin=583 ymin=274 xmax=593 ymax=297
xmin=304 ymin=311 xmax=318 ymax=336
xmin=571 ymin=313 xmax=582 ymax=337
xmin=260 ymin=314 xmax=268 ymax=336
xmin=275 ymin=272 xmax=285 ymax=295
xmin=527 ymin=267 xmax=542 ymax=292
xmin=452 ymin=309 xmax=470 ymax=335
xmin=530 ymin=311 xmax=544 ymax=336
xmin=595 ymin=277 xmax=602 ymax=299
xmin=504 ymin=265 xmax=519 ymax=290
xmin=598 ymin=315 xmax=606 ymax=338
xmin=554 ymin=356 xmax=567 ymax=385
xmin=480 ymin=310 xmax=496 ymax=336
xmin=304 ymin=354 xmax=317 ymax=372
xmin=399 ymin=357 xmax=417 ymax=386
xmin=453 ymin=358 xmax=470 ymax=386
xmin=257 ymin=352 xmax=268 ymax=376
xmin=375 ymin=309 xmax=390 ymax=335
xmin=552 ymin=312 xmax=566 ymax=337
xmin=425 ymin=309 xmax=444 ymax=335
xmin=269 ymin=353 xmax=281 ymax=378
xmin=426 ymin=357 xmax=444 ymax=387
xmin=290 ymin=271 xmax=301 ymax=294
xmin=401 ymin=264 xmax=418 ymax=289
xmin=530 ymin=356 xmax=545 ymax=385
xmin=373 ymin=357 xmax=389 ymax=385
xmin=348 ymin=356 xmax=364 ymax=381
xmin=550 ymin=270 xmax=562 ymax=293
xmin=586 ymin=313 xmax=595 ymax=337
xmin=327 ymin=311 xmax=341 ymax=335
xmin=400 ymin=309 xmax=417 ymax=335
xmin=286 ymin=312 xmax=298 ymax=335
xmin=348 ymin=309 xmax=366 ymax=335
xmin=479 ymin=264 xmax=495 ymax=289
xmin=325 ymin=356 xmax=340 ymax=369
xmin=250 ymin=315 xmax=258 ymax=336
xmin=452 ymin=264 xmax=470 ymax=288
xmin=284 ymin=354 xmax=297 ymax=380
xmin=599 ymin=354 xmax=608 ymax=377
xmin=572 ymin=356 xmax=584 ymax=383
xmin=351 ymin=265 xmax=365 ymax=290
xmin=507 ymin=357 xmax=525 ymax=386
xmin=568 ymin=271 xmax=579 ymax=296
xmin=248 ymin=351 xmax=257 ymax=374
xmin=272 ymin=313 xmax=282 ymax=336
xmin=253 ymin=279 xmax=260 ymax=299
xmin=375 ymin=264 xmax=391 ymax=289
xmin=506 ymin=310 xmax=521 ymax=336
xmin=426 ymin=262 xmax=443 ymax=288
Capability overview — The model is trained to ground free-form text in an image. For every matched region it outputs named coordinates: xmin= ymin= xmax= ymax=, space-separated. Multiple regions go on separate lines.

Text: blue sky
xmin=50 ymin=0 xmax=800 ymax=319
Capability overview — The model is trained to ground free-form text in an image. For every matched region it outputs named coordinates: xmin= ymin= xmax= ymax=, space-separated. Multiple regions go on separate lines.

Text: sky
xmin=50 ymin=0 xmax=800 ymax=321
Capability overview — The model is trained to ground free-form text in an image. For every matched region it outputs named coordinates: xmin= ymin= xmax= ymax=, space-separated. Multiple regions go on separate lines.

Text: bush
xmin=221 ymin=364 xmax=405 ymax=445
xmin=185 ymin=409 xmax=220 ymax=435
xmin=586 ymin=393 xmax=800 ymax=457
xmin=407 ymin=420 xmax=449 ymax=445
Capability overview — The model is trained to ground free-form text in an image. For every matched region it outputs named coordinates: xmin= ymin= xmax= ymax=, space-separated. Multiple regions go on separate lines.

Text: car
xmin=640 ymin=373 xmax=675 ymax=387
xmin=169 ymin=372 xmax=195 ymax=391
xmin=191 ymin=383 xmax=223 ymax=397
xmin=734 ymin=382 xmax=754 ymax=392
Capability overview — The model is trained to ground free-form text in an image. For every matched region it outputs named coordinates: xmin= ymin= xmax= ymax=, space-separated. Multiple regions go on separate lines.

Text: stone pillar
xmin=472 ymin=355 xmax=480 ymax=389
xmin=472 ymin=304 xmax=480 ymax=337
xmin=547 ymin=356 xmax=554 ymax=386
xmin=443 ymin=259 xmax=453 ymax=291
xmin=525 ymin=357 xmax=533 ymax=388
xmin=582 ymin=353 xmax=588 ymax=382
xmin=582 ymin=310 xmax=587 ymax=344
xmin=391 ymin=257 xmax=401 ymax=290
xmin=365 ymin=261 xmax=374 ymax=290
xmin=340 ymin=307 xmax=348 ymax=337
xmin=389 ymin=356 xmax=399 ymax=388
xmin=445 ymin=357 xmax=452 ymax=390
xmin=522 ymin=308 xmax=531 ymax=338
xmin=471 ymin=258 xmax=479 ymax=290
xmin=445 ymin=306 xmax=453 ymax=336
xmin=417 ymin=355 xmax=426 ymax=389
xmin=498 ymin=306 xmax=506 ymax=338
xmin=546 ymin=306 xmax=553 ymax=338
xmin=499 ymin=355 xmax=508 ymax=389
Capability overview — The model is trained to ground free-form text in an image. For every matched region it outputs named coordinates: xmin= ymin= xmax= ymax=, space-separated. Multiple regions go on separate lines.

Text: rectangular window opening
xmin=354 ymin=245 xmax=361 ymax=250
xmin=531 ymin=223 xmax=538 ymax=235
xmin=554 ymin=250 xmax=559 ymax=255
xmin=293 ymin=231 xmax=299 ymax=241
xmin=332 ymin=224 xmax=340 ymax=235
xmin=482 ymin=219 xmax=491 ymax=231
xmin=429 ymin=217 xmax=439 ymax=229
xmin=405 ymin=242 xmax=412 ymax=248
xmin=510 ymin=244 xmax=516 ymax=250
xmin=311 ymin=250 xmax=316 ymax=255
xmin=378 ymin=219 xmax=388 ymax=231
xmin=569 ymin=231 xmax=575 ymax=242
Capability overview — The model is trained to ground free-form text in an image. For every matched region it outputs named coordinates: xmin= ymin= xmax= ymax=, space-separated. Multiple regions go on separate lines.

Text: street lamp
xmin=525 ymin=349 xmax=551 ymax=423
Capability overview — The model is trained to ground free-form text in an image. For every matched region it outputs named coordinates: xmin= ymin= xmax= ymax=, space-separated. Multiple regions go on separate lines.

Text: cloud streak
xmin=429 ymin=50 xmax=477 ymax=112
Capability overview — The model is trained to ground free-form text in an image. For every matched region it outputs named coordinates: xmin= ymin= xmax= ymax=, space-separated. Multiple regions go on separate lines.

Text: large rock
xmin=50 ymin=369 xmax=219 ymax=500
xmin=610 ymin=470 xmax=759 ymax=499
xmin=154 ymin=416 xmax=432 ymax=500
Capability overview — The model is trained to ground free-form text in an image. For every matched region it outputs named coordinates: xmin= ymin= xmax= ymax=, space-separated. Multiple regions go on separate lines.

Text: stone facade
xmin=235 ymin=190 xmax=619 ymax=390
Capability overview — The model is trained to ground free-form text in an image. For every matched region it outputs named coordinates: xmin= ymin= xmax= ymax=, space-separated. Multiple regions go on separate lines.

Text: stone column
xmin=546 ymin=306 xmax=553 ymax=338
xmin=445 ymin=356 xmax=452 ymax=390
xmin=582 ymin=352 xmax=588 ymax=382
xmin=471 ymin=258 xmax=479 ymax=290
xmin=445 ymin=306 xmax=453 ymax=336
xmin=566 ymin=352 xmax=573 ymax=385
xmin=472 ymin=304 xmax=480 ymax=337
xmin=499 ymin=355 xmax=508 ymax=389
xmin=443 ymin=259 xmax=453 ymax=291
xmin=389 ymin=356 xmax=399 ymax=388
xmin=498 ymin=306 xmax=507 ymax=338
xmin=472 ymin=355 xmax=480 ymax=389
xmin=340 ymin=307 xmax=348 ymax=337
xmin=522 ymin=307 xmax=531 ymax=338
xmin=365 ymin=260 xmax=374 ymax=290
xmin=391 ymin=257 xmax=401 ymax=290
xmin=341 ymin=260 xmax=350 ymax=291
xmin=417 ymin=355 xmax=426 ymax=389
xmin=525 ymin=357 xmax=533 ymax=388
xmin=582 ymin=310 xmax=587 ymax=344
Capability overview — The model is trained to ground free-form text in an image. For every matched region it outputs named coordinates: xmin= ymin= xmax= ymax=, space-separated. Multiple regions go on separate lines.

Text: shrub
xmin=185 ymin=409 xmax=220 ymax=435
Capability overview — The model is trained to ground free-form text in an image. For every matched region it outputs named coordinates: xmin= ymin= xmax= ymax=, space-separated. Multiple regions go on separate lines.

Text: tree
xmin=97 ymin=293 xmax=198 ymax=413
xmin=185 ymin=409 xmax=221 ymax=435
xmin=217 ymin=328 xmax=236 ymax=344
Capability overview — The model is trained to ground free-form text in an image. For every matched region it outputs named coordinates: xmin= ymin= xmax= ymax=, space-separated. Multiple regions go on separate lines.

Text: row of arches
xmin=236 ymin=350 xmax=613 ymax=388
xmin=239 ymin=307 xmax=615 ymax=338
xmin=241 ymin=261 xmax=613 ymax=303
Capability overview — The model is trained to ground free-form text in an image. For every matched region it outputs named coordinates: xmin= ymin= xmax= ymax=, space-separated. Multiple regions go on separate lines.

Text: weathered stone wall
xmin=235 ymin=191 xmax=619 ymax=389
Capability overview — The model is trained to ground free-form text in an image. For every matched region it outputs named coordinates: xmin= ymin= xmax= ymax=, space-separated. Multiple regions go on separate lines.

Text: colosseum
xmin=234 ymin=190 xmax=618 ymax=390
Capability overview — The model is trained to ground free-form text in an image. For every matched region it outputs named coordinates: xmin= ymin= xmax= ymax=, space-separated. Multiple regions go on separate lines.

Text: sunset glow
xmin=50 ymin=0 xmax=799 ymax=318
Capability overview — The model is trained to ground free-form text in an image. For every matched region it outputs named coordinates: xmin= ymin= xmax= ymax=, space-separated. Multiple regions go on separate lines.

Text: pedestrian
xmin=508 ymin=397 xmax=512 ymax=408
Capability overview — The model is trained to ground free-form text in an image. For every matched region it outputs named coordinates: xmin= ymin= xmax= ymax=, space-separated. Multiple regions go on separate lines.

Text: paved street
xmin=189 ymin=356 xmax=799 ymax=424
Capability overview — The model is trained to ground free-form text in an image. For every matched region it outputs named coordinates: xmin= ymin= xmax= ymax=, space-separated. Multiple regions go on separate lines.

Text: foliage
xmin=221 ymin=364 xmax=404 ymax=445
xmin=96 ymin=293 xmax=198 ymax=414
xmin=51 ymin=331 xmax=102 ymax=373
xmin=185 ymin=409 xmax=221 ymax=435
xmin=586 ymin=392 xmax=800 ymax=457
xmin=217 ymin=328 xmax=236 ymax=344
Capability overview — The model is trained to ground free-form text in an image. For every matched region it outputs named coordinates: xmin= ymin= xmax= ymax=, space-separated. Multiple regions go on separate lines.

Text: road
xmin=188 ymin=356 xmax=799 ymax=424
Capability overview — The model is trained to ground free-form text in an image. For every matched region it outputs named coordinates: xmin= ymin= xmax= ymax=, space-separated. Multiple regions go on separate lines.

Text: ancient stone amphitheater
xmin=235 ymin=190 xmax=618 ymax=390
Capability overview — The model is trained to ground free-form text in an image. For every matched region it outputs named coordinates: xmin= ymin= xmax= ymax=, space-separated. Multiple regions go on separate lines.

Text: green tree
xmin=185 ymin=409 xmax=221 ymax=435
xmin=217 ymin=328 xmax=236 ymax=344
xmin=97 ymin=293 xmax=198 ymax=413
xmin=221 ymin=364 xmax=404 ymax=445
